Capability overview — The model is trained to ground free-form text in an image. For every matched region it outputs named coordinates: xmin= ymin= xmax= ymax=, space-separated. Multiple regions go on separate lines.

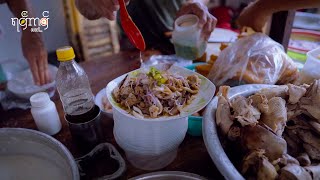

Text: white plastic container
xmin=30 ymin=92 xmax=62 ymax=135
xmin=112 ymin=107 xmax=188 ymax=170
xmin=172 ymin=14 xmax=207 ymax=60
xmin=299 ymin=47 xmax=320 ymax=84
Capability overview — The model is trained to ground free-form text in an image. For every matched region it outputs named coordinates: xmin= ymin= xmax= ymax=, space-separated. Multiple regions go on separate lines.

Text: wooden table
xmin=0 ymin=50 xmax=223 ymax=179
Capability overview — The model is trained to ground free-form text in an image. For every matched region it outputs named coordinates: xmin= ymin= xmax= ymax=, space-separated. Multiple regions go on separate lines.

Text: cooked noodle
xmin=112 ymin=67 xmax=201 ymax=118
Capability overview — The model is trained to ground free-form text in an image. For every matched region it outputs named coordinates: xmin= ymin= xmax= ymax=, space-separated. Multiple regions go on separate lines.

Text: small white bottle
xmin=172 ymin=14 xmax=207 ymax=60
xmin=30 ymin=92 xmax=62 ymax=135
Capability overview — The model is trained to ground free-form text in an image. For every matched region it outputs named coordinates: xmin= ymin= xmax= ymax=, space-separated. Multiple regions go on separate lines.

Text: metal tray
xmin=202 ymin=84 xmax=276 ymax=180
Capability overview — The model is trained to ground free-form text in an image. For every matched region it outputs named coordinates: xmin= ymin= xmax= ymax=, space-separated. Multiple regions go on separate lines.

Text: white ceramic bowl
xmin=106 ymin=64 xmax=216 ymax=170
xmin=203 ymin=84 xmax=276 ymax=180
xmin=7 ymin=64 xmax=58 ymax=99
xmin=94 ymin=88 xmax=113 ymax=119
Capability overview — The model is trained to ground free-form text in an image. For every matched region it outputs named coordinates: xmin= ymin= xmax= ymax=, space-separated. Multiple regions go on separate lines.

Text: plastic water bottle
xmin=55 ymin=46 xmax=95 ymax=123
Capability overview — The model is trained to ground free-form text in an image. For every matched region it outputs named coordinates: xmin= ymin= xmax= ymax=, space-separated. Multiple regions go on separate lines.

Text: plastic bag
xmin=144 ymin=55 xmax=193 ymax=68
xmin=0 ymin=64 xmax=58 ymax=110
xmin=207 ymin=33 xmax=299 ymax=86
xmin=7 ymin=64 xmax=57 ymax=100
xmin=0 ymin=58 xmax=28 ymax=83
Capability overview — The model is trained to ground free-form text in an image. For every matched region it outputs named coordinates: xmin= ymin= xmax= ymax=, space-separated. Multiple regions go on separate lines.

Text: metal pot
xmin=129 ymin=171 xmax=207 ymax=180
xmin=0 ymin=128 xmax=79 ymax=180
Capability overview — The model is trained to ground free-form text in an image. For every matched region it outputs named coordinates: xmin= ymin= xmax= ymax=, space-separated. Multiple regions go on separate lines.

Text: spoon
xmin=118 ymin=0 xmax=146 ymax=51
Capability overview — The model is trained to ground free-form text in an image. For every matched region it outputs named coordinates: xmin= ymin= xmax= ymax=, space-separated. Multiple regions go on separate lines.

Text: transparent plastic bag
xmin=208 ymin=33 xmax=299 ymax=86
xmin=144 ymin=55 xmax=193 ymax=68
xmin=0 ymin=58 xmax=28 ymax=83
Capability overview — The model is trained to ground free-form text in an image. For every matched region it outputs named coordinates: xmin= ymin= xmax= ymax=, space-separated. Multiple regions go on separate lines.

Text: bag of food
xmin=207 ymin=33 xmax=299 ymax=86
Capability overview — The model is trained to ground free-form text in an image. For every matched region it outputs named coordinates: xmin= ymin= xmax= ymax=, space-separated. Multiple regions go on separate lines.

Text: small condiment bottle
xmin=172 ymin=14 xmax=207 ymax=60
xmin=30 ymin=92 xmax=62 ymax=135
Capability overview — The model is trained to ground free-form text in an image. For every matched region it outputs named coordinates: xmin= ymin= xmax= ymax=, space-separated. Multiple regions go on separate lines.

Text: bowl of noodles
xmin=106 ymin=64 xmax=215 ymax=170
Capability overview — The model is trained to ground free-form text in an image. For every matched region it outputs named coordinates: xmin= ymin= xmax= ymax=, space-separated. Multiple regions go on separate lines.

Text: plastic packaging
xmin=7 ymin=64 xmax=57 ymax=99
xmin=172 ymin=14 xmax=207 ymax=60
xmin=207 ymin=33 xmax=299 ymax=86
xmin=0 ymin=58 xmax=28 ymax=83
xmin=143 ymin=55 xmax=193 ymax=68
xmin=76 ymin=143 xmax=126 ymax=179
xmin=55 ymin=46 xmax=95 ymax=118
xmin=298 ymin=47 xmax=320 ymax=84
xmin=30 ymin=92 xmax=61 ymax=135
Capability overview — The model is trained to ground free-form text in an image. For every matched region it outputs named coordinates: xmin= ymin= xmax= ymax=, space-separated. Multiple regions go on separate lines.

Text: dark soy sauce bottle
xmin=56 ymin=46 xmax=104 ymax=152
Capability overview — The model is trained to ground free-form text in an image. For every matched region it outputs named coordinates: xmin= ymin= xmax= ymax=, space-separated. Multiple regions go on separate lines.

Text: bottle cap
xmin=56 ymin=46 xmax=75 ymax=62
xmin=30 ymin=92 xmax=51 ymax=107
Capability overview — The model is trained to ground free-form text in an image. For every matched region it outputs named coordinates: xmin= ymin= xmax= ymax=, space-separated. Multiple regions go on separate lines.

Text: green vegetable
xmin=147 ymin=67 xmax=167 ymax=85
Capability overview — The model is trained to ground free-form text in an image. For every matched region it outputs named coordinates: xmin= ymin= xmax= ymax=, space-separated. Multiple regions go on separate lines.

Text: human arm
xmin=176 ymin=0 xmax=217 ymax=41
xmin=75 ymin=0 xmax=130 ymax=20
xmin=237 ymin=0 xmax=320 ymax=32
xmin=6 ymin=0 xmax=50 ymax=85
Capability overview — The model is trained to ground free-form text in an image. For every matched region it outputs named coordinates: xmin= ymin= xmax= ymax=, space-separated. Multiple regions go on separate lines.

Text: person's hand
xmin=237 ymin=1 xmax=273 ymax=32
xmin=75 ymin=0 xmax=130 ymax=20
xmin=21 ymin=31 xmax=50 ymax=86
xmin=176 ymin=1 xmax=217 ymax=41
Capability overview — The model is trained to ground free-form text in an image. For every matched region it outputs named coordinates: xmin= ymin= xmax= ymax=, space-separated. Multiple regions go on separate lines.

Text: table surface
xmin=0 ymin=50 xmax=223 ymax=180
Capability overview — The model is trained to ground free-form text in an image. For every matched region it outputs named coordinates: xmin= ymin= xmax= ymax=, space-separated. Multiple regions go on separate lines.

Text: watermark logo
xmin=11 ymin=11 xmax=49 ymax=32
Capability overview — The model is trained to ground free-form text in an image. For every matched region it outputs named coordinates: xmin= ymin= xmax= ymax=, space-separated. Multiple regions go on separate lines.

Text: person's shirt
xmin=117 ymin=0 xmax=185 ymax=52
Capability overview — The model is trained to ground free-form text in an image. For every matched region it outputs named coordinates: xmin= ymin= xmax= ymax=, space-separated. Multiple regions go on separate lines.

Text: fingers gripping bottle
xmin=56 ymin=46 xmax=95 ymax=123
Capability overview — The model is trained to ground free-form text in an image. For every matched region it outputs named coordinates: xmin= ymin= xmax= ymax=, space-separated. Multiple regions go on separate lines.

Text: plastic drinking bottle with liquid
xmin=172 ymin=14 xmax=207 ymax=60
xmin=55 ymin=46 xmax=95 ymax=123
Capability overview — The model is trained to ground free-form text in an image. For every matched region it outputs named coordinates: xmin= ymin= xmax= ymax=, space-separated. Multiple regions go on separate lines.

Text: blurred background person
xmin=75 ymin=0 xmax=217 ymax=53
xmin=237 ymin=0 xmax=320 ymax=32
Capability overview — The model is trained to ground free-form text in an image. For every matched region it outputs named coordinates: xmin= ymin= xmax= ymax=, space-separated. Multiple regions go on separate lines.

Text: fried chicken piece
xmin=241 ymin=124 xmax=287 ymax=161
xmin=216 ymin=86 xmax=234 ymax=136
xmin=276 ymin=154 xmax=300 ymax=167
xmin=287 ymin=104 xmax=303 ymax=122
xmin=259 ymin=97 xmax=287 ymax=136
xmin=248 ymin=94 xmax=269 ymax=112
xmin=309 ymin=121 xmax=320 ymax=135
xmin=257 ymin=85 xmax=288 ymax=100
xmin=242 ymin=149 xmax=278 ymax=180
xmin=296 ymin=129 xmax=320 ymax=160
xmin=287 ymin=84 xmax=307 ymax=104
xmin=303 ymin=143 xmax=320 ymax=161
xmin=296 ymin=153 xmax=311 ymax=166
xmin=300 ymin=80 xmax=320 ymax=121
xmin=227 ymin=125 xmax=241 ymax=141
xmin=278 ymin=164 xmax=312 ymax=180
xmin=284 ymin=133 xmax=301 ymax=157
xmin=286 ymin=116 xmax=312 ymax=131
xmin=231 ymin=96 xmax=261 ymax=126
